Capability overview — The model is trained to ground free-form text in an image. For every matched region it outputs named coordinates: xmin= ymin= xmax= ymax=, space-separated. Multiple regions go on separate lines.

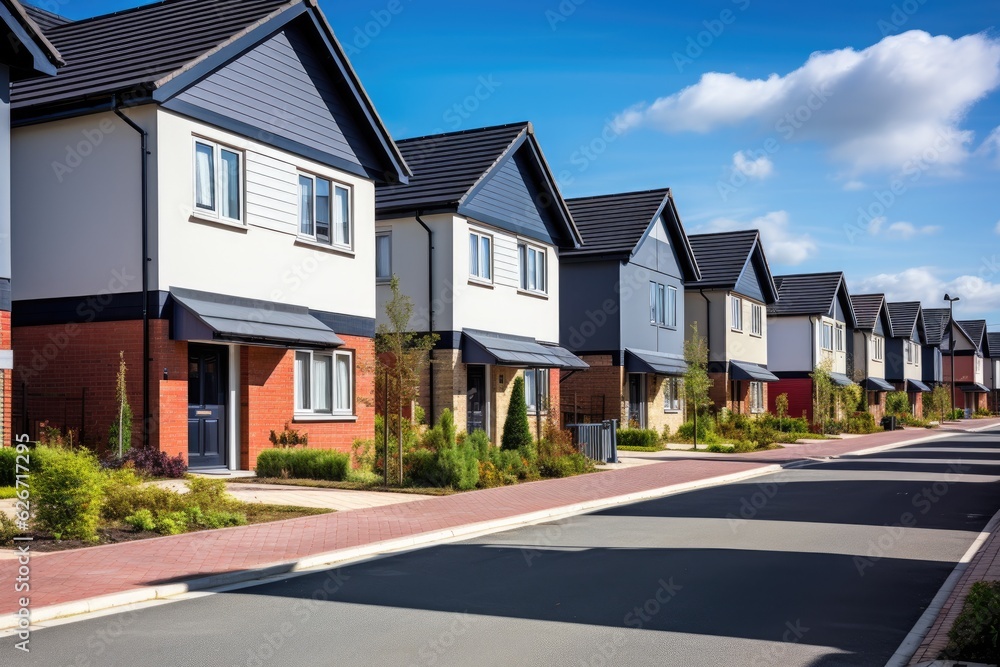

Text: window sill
xmin=664 ymin=410 xmax=682 ymax=414
xmin=293 ymin=414 xmax=358 ymax=423
xmin=517 ymin=289 xmax=549 ymax=300
xmin=468 ymin=279 xmax=494 ymax=289
xmin=376 ymin=278 xmax=392 ymax=285
xmin=294 ymin=237 xmax=354 ymax=257
xmin=189 ymin=213 xmax=248 ymax=232
xmin=731 ymin=328 xmax=743 ymax=333
xmin=750 ymin=333 xmax=762 ymax=339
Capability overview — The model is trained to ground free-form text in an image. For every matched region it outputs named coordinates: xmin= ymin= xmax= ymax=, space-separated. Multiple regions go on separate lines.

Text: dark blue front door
xmin=188 ymin=344 xmax=228 ymax=469
xmin=467 ymin=365 xmax=486 ymax=434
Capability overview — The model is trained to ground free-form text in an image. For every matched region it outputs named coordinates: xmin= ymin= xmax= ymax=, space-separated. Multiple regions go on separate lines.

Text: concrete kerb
xmin=886 ymin=506 xmax=1000 ymax=667
xmin=0 ymin=463 xmax=783 ymax=631
xmin=2 ymin=423 xmax=991 ymax=632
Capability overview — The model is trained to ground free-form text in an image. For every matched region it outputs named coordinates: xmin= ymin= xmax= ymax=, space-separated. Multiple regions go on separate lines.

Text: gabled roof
xmin=769 ymin=272 xmax=856 ymax=326
xmin=922 ymin=308 xmax=951 ymax=346
xmin=850 ymin=294 xmax=890 ymax=332
xmin=886 ymin=301 xmax=922 ymax=340
xmin=987 ymin=332 xmax=1000 ymax=359
xmin=2 ymin=0 xmax=63 ymax=78
xmin=376 ymin=122 xmax=581 ymax=246
xmin=685 ymin=230 xmax=778 ymax=303
xmin=22 ymin=3 xmax=69 ymax=31
xmin=562 ymin=189 xmax=700 ymax=279
xmin=11 ymin=0 xmax=410 ymax=183
xmin=957 ymin=320 xmax=987 ymax=351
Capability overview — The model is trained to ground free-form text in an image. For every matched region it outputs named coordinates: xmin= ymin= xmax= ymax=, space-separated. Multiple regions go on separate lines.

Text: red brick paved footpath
xmin=2 ymin=419 xmax=997 ymax=619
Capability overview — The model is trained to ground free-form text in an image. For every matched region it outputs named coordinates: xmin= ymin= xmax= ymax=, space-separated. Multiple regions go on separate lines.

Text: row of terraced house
xmin=0 ymin=0 xmax=994 ymax=471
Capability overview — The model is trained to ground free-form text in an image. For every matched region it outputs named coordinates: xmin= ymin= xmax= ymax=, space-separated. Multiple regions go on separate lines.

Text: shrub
xmin=478 ymin=460 xmax=517 ymax=488
xmin=758 ymin=414 xmax=809 ymax=433
xmin=124 ymin=508 xmax=157 ymax=532
xmin=746 ymin=422 xmax=777 ymax=449
xmin=0 ymin=446 xmax=20 ymax=487
xmin=501 ymin=376 xmax=533 ymax=451
xmin=346 ymin=469 xmax=381 ymax=485
xmin=676 ymin=419 xmax=719 ymax=444
xmin=943 ymin=580 xmax=1000 ymax=664
xmin=185 ymin=507 xmax=246 ymax=530
xmin=465 ymin=430 xmax=491 ymax=460
xmin=617 ymin=428 xmax=660 ymax=449
xmin=823 ymin=420 xmax=845 ymax=435
xmin=975 ymin=407 xmax=992 ymax=418
xmin=105 ymin=448 xmax=187 ymax=478
xmin=774 ymin=393 xmax=789 ymax=421
xmin=407 ymin=411 xmax=480 ymax=490
xmin=33 ymin=448 xmax=105 ymax=541
xmin=255 ymin=449 xmax=351 ymax=481
xmin=886 ymin=391 xmax=911 ymax=416
xmin=0 ymin=513 xmax=19 ymax=546
xmin=538 ymin=453 xmax=594 ymax=478
xmin=269 ymin=422 xmax=309 ymax=448
xmin=100 ymin=469 xmax=179 ymax=521
xmin=706 ymin=443 xmax=736 ymax=453
xmin=845 ymin=411 xmax=881 ymax=434
xmin=948 ymin=408 xmax=966 ymax=420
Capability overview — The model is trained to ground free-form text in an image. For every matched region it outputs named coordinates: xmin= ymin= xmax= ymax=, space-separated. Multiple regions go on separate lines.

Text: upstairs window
xmin=731 ymin=296 xmax=743 ymax=331
xmin=650 ymin=282 xmax=673 ymax=326
xmin=469 ymin=231 xmax=492 ymax=282
xmin=376 ymin=232 xmax=392 ymax=282
xmin=665 ymin=286 xmax=678 ymax=327
xmin=194 ymin=139 xmax=242 ymax=223
xmin=751 ymin=304 xmax=763 ymax=336
xmin=519 ymin=244 xmax=547 ymax=294
xmin=836 ymin=324 xmax=845 ymax=352
xmin=822 ymin=323 xmax=834 ymax=351
xmin=872 ymin=336 xmax=884 ymax=361
xmin=299 ymin=174 xmax=351 ymax=248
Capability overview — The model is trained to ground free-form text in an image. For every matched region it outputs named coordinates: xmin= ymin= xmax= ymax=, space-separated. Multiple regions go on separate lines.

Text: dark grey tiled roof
xmin=12 ymin=0 xmax=295 ymax=111
xmin=565 ymin=189 xmax=671 ymax=255
xmin=769 ymin=272 xmax=853 ymax=323
xmin=686 ymin=229 xmax=777 ymax=302
xmin=922 ymin=308 xmax=951 ymax=346
xmin=886 ymin=301 xmax=921 ymax=339
xmin=986 ymin=332 xmax=1000 ymax=358
xmin=376 ymin=123 xmax=529 ymax=213
xmin=850 ymin=294 xmax=887 ymax=331
xmin=4 ymin=0 xmax=63 ymax=73
xmin=958 ymin=320 xmax=986 ymax=349
xmin=22 ymin=3 xmax=69 ymax=31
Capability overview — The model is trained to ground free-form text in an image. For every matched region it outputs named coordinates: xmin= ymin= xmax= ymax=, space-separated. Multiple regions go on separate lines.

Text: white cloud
xmin=977 ymin=126 xmax=1000 ymax=165
xmin=868 ymin=216 xmax=886 ymax=235
xmin=842 ymin=180 xmax=867 ymax=191
xmin=884 ymin=221 xmax=942 ymax=239
xmin=995 ymin=219 xmax=1000 ymax=235
xmin=615 ymin=31 xmax=1000 ymax=174
xmin=856 ymin=267 xmax=1000 ymax=315
xmin=697 ymin=210 xmax=816 ymax=266
xmin=731 ymin=150 xmax=774 ymax=180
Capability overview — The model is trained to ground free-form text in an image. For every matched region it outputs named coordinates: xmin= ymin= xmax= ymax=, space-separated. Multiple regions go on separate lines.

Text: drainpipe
xmin=414 ymin=213 xmax=435 ymax=422
xmin=113 ymin=100 xmax=151 ymax=446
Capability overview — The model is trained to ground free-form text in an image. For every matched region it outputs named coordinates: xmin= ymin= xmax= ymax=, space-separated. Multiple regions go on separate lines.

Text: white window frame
xmin=518 ymin=243 xmax=547 ymax=295
xmin=835 ymin=324 xmax=845 ymax=352
xmin=915 ymin=344 xmax=920 ymax=367
xmin=650 ymin=282 xmax=667 ymax=326
xmin=525 ymin=368 xmax=549 ymax=415
xmin=666 ymin=286 xmax=678 ymax=328
xmin=750 ymin=303 xmax=763 ymax=337
xmin=469 ymin=230 xmax=493 ymax=283
xmin=872 ymin=335 xmax=883 ymax=362
xmin=731 ymin=295 xmax=743 ymax=331
xmin=294 ymin=349 xmax=354 ymax=417
xmin=749 ymin=381 xmax=765 ymax=414
xmin=298 ymin=172 xmax=352 ymax=249
xmin=376 ymin=231 xmax=392 ymax=283
xmin=822 ymin=322 xmax=834 ymax=351
xmin=193 ymin=138 xmax=244 ymax=224
xmin=664 ymin=377 xmax=683 ymax=413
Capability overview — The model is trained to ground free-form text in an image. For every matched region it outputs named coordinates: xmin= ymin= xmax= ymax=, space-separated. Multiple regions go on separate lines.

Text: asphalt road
xmin=4 ymin=430 xmax=1000 ymax=667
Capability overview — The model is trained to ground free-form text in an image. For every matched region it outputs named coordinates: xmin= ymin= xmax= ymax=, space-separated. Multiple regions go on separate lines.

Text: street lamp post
xmin=944 ymin=294 xmax=960 ymax=420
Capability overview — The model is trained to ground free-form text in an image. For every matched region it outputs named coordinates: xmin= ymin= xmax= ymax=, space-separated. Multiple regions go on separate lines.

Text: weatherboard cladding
xmin=735 ymin=256 xmax=765 ymax=303
xmin=376 ymin=123 xmax=528 ymax=213
xmin=564 ymin=190 xmax=668 ymax=255
xmin=11 ymin=0 xmax=293 ymax=111
xmin=172 ymin=21 xmax=378 ymax=176
xmin=462 ymin=148 xmax=557 ymax=245
xmin=886 ymin=302 xmax=921 ymax=339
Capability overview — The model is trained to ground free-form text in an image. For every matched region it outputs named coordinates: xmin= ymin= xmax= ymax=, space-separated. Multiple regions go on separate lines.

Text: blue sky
xmin=56 ymin=0 xmax=1000 ymax=324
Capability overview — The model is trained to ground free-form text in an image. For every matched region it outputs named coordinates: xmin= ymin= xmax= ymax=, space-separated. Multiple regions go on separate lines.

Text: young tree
xmin=925 ymin=385 xmax=951 ymax=424
xmin=684 ymin=324 xmax=713 ymax=450
xmin=810 ymin=360 xmax=836 ymax=433
xmin=108 ymin=351 xmax=133 ymax=457
xmin=376 ymin=276 xmax=438 ymax=485
xmin=774 ymin=393 xmax=789 ymax=431
xmin=501 ymin=376 xmax=533 ymax=451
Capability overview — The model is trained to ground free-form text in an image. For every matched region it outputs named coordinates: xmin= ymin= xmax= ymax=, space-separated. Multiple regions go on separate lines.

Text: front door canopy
xmin=864 ymin=377 xmax=895 ymax=392
xmin=461 ymin=329 xmax=588 ymax=369
xmin=729 ymin=360 xmax=779 ymax=382
xmin=172 ymin=287 xmax=343 ymax=349
xmin=624 ymin=349 xmax=687 ymax=376
xmin=829 ymin=372 xmax=855 ymax=387
xmin=906 ymin=379 xmax=932 ymax=393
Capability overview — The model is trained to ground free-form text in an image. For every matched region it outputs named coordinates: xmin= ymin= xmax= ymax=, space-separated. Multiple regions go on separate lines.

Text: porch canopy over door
xmin=729 ymin=360 xmax=780 ymax=382
xmin=171 ymin=287 xmax=344 ymax=349
xmin=864 ymin=377 xmax=895 ymax=392
xmin=906 ymin=379 xmax=932 ymax=392
xmin=624 ymin=349 xmax=687 ymax=376
xmin=461 ymin=329 xmax=588 ymax=369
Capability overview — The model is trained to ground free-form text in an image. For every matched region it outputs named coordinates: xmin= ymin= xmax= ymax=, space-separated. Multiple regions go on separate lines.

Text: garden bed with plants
xmin=941 ymin=580 xmax=1000 ymax=664
xmin=0 ymin=445 xmax=330 ymax=553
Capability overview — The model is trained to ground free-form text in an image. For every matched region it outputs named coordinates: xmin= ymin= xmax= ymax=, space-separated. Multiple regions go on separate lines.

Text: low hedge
xmin=255 ymin=449 xmax=351 ymax=481
xmin=617 ymin=428 xmax=660 ymax=450
xmin=944 ymin=580 xmax=1000 ymax=663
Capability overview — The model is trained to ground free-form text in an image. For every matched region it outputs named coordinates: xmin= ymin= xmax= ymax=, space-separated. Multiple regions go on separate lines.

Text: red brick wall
xmin=548 ymin=367 xmax=561 ymax=428
xmin=1 ymin=311 xmax=10 ymax=447
xmin=560 ymin=355 xmax=623 ymax=423
xmin=241 ymin=335 xmax=375 ymax=470
xmin=769 ymin=378 xmax=814 ymax=422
